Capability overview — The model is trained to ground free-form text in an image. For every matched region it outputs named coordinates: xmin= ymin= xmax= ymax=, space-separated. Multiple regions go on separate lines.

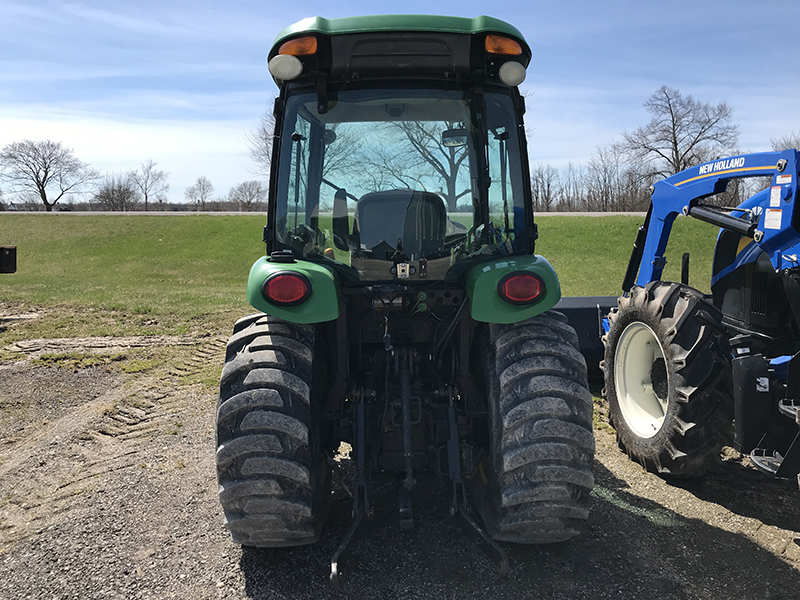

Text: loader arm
xmin=625 ymin=149 xmax=800 ymax=290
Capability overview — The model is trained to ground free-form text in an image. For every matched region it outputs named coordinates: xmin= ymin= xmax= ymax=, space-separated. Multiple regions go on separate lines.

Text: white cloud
xmin=0 ymin=108 xmax=260 ymax=202
xmin=58 ymin=2 xmax=197 ymax=39
xmin=2 ymin=0 xmax=800 ymax=203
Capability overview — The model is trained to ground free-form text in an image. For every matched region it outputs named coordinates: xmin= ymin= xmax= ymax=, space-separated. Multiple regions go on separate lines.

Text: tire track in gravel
xmin=4 ymin=327 xmax=800 ymax=599
xmin=0 ymin=335 xmax=227 ymax=548
xmin=0 ymin=381 xmax=131 ymax=481
xmin=166 ymin=335 xmax=227 ymax=380
xmin=4 ymin=335 xmax=197 ymax=356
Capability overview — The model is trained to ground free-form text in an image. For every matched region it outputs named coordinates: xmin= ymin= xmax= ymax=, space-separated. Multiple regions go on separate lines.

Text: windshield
xmin=272 ymin=87 xmax=530 ymax=280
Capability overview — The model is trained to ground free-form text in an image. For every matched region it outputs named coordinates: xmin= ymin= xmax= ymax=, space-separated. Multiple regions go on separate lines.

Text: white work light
xmin=268 ymin=55 xmax=304 ymax=81
xmin=498 ymin=61 xmax=526 ymax=86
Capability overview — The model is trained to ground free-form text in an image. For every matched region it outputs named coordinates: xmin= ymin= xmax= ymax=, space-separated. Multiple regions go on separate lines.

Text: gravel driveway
xmin=1 ymin=333 xmax=799 ymax=600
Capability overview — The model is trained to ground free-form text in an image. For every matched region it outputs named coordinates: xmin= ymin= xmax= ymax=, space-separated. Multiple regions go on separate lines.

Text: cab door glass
xmin=276 ymin=113 xmax=313 ymax=251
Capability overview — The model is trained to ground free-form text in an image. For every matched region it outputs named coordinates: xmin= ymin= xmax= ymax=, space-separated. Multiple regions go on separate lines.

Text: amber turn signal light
xmin=279 ymin=36 xmax=318 ymax=56
xmin=485 ymin=35 xmax=522 ymax=56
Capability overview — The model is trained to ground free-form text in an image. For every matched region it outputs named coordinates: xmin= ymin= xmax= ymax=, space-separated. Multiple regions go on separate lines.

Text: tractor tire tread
xmin=476 ymin=312 xmax=595 ymax=544
xmin=216 ymin=317 xmax=329 ymax=547
xmin=603 ymin=281 xmax=733 ymax=476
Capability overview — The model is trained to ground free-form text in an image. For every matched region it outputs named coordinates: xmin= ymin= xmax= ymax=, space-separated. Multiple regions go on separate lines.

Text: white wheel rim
xmin=614 ymin=321 xmax=669 ymax=439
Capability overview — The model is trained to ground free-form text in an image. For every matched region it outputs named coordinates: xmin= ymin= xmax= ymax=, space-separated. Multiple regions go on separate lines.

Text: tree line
xmin=3 ymin=85 xmax=799 ymax=213
xmin=530 ymin=86 xmax=800 ymax=212
xmin=0 ymin=142 xmax=267 ymax=212
xmin=246 ymin=85 xmax=800 ymax=213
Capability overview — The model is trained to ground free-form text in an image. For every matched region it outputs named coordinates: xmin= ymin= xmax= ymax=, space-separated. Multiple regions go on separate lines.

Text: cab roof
xmin=271 ymin=14 xmax=529 ymax=56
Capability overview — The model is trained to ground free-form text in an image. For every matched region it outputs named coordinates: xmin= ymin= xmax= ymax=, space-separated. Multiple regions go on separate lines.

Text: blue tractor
xmin=602 ymin=150 xmax=800 ymax=486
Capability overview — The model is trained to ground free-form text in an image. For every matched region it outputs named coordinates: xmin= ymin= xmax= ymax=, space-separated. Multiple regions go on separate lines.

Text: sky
xmin=2 ymin=0 xmax=799 ymax=205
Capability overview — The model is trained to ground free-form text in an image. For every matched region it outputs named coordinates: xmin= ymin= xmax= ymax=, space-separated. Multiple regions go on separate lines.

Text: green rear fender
xmin=247 ymin=257 xmax=339 ymax=324
xmin=466 ymin=255 xmax=561 ymax=324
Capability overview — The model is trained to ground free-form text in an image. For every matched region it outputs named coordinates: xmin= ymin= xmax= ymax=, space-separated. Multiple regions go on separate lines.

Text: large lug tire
xmin=602 ymin=281 xmax=734 ymax=476
xmin=475 ymin=311 xmax=595 ymax=544
xmin=216 ymin=314 xmax=331 ymax=547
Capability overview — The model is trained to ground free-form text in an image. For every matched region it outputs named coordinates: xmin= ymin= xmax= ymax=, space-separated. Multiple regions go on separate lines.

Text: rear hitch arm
xmin=446 ymin=394 xmax=510 ymax=576
xmin=330 ymin=392 xmax=370 ymax=586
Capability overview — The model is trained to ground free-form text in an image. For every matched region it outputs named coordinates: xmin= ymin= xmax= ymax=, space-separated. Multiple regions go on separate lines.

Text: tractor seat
xmin=356 ymin=189 xmax=447 ymax=260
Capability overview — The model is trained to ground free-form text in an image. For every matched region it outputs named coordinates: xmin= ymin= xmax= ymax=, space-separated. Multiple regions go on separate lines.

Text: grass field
xmin=534 ymin=214 xmax=718 ymax=296
xmin=0 ymin=212 xmax=719 ymax=338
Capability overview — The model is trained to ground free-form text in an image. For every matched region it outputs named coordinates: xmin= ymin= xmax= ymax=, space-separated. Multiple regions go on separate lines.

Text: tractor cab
xmin=264 ymin=16 xmax=536 ymax=285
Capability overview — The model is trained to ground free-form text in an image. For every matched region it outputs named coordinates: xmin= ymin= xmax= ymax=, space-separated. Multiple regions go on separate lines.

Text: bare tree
xmin=357 ymin=121 xmax=469 ymax=211
xmin=247 ymin=103 xmax=276 ymax=179
xmin=585 ymin=145 xmax=622 ymax=212
xmin=558 ymin=162 xmax=586 ymax=211
xmin=620 ymin=165 xmax=653 ymax=212
xmin=394 ymin=121 xmax=469 ymax=211
xmin=621 ymin=86 xmax=739 ymax=178
xmin=771 ymin=131 xmax=800 ymax=152
xmin=129 ymin=160 xmax=169 ymax=211
xmin=248 ymin=100 xmax=359 ymax=187
xmin=530 ymin=164 xmax=560 ymax=212
xmin=228 ymin=180 xmax=267 ymax=211
xmin=0 ymin=139 xmax=99 ymax=212
xmin=184 ymin=176 xmax=214 ymax=210
xmin=94 ymin=173 xmax=139 ymax=211
xmin=10 ymin=192 xmax=42 ymax=211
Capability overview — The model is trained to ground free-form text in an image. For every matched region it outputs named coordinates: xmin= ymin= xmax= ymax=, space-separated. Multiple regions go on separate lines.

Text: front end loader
xmin=603 ymin=150 xmax=800 ymax=486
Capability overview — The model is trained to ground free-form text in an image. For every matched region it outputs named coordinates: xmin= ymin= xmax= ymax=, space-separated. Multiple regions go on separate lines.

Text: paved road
xmin=3 ymin=210 xmax=647 ymax=217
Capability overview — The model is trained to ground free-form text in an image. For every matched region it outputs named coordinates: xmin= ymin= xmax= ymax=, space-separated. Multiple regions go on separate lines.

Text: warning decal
xmin=765 ymin=208 xmax=782 ymax=230
xmin=771 ymin=186 xmax=781 ymax=207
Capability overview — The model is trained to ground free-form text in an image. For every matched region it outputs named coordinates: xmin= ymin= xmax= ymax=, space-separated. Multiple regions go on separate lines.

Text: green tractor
xmin=216 ymin=15 xmax=594 ymax=579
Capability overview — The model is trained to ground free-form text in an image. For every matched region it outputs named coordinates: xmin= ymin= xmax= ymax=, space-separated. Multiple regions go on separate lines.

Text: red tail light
xmin=497 ymin=272 xmax=544 ymax=305
xmin=262 ymin=272 xmax=311 ymax=306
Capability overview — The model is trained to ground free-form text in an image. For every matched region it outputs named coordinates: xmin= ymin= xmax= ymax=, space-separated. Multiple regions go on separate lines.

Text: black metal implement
xmin=621 ymin=205 xmax=652 ymax=293
xmin=455 ymin=494 xmax=510 ymax=577
xmin=330 ymin=492 xmax=366 ymax=586
xmin=0 ymin=246 xmax=16 ymax=274
xmin=686 ymin=205 xmax=758 ymax=238
xmin=446 ymin=397 xmax=509 ymax=576
xmin=400 ymin=356 xmax=415 ymax=494
xmin=330 ymin=394 xmax=370 ymax=586
xmin=330 ymin=383 xmax=510 ymax=585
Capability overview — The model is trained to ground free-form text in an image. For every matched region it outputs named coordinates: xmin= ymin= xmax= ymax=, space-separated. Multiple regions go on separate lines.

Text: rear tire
xmin=602 ymin=282 xmax=733 ymax=476
xmin=475 ymin=311 xmax=595 ymax=543
xmin=216 ymin=314 xmax=331 ymax=547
